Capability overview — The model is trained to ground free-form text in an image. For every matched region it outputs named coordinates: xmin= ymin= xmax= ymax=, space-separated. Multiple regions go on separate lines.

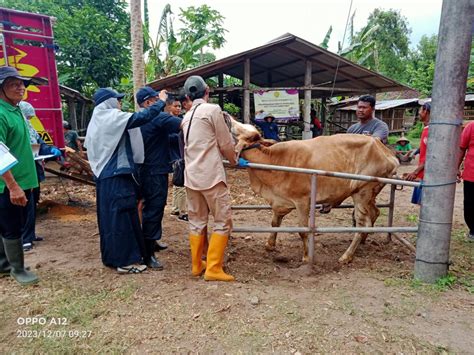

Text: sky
xmin=145 ymin=0 xmax=443 ymax=59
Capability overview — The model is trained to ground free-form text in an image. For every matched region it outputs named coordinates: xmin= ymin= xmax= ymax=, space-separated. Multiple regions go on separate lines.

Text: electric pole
xmin=415 ymin=0 xmax=474 ymax=283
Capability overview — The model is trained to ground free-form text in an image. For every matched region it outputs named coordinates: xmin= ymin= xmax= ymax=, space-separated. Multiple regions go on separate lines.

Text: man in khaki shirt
xmin=181 ymin=75 xmax=237 ymax=281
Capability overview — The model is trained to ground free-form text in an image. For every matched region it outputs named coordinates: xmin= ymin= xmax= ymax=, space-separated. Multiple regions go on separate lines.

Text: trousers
xmin=186 ymin=182 xmax=232 ymax=236
xmin=140 ymin=173 xmax=168 ymax=241
xmin=464 ymin=180 xmax=474 ymax=234
xmin=0 ymin=188 xmax=32 ymax=240
xmin=171 ymin=186 xmax=187 ymax=214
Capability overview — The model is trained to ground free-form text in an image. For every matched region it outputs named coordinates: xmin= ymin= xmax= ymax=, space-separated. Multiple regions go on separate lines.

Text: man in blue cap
xmin=85 ymin=87 xmax=168 ymax=274
xmin=0 ymin=66 xmax=39 ymax=285
xmin=135 ymin=86 xmax=182 ymax=270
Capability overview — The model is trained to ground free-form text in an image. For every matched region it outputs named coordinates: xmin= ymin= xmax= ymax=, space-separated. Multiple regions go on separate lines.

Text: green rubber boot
xmin=2 ymin=238 xmax=38 ymax=285
xmin=0 ymin=238 xmax=11 ymax=277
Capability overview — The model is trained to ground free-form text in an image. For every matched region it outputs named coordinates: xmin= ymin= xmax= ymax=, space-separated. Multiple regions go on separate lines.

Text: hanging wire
xmin=329 ymin=0 xmax=354 ymax=99
xmin=321 ymin=0 xmax=354 ymax=134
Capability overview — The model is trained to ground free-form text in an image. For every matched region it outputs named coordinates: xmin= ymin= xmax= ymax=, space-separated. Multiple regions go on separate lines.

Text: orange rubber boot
xmin=204 ymin=233 xmax=235 ymax=282
xmin=189 ymin=234 xmax=206 ymax=276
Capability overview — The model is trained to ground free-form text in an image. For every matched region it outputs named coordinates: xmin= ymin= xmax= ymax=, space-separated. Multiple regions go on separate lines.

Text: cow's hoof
xmin=338 ymin=255 xmax=353 ymax=264
xmin=265 ymin=243 xmax=276 ymax=251
xmin=302 ymin=256 xmax=309 ymax=263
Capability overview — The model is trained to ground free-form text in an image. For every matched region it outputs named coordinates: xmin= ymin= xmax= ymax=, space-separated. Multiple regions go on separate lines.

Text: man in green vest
xmin=0 ymin=66 xmax=39 ymax=285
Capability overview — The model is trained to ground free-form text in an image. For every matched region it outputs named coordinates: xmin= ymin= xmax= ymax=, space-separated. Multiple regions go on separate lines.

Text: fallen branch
xmin=391 ymin=233 xmax=416 ymax=253
xmin=45 ymin=166 xmax=95 ymax=186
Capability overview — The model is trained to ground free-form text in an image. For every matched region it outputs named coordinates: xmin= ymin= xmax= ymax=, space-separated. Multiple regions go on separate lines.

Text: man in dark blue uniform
xmin=136 ymin=87 xmax=182 ymax=270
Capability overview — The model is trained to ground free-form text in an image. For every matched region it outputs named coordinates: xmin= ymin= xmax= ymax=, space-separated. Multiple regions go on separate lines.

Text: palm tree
xmin=130 ymin=0 xmax=145 ymax=109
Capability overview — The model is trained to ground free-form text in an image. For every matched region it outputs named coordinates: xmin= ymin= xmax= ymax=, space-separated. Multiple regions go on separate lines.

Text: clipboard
xmin=0 ymin=142 xmax=18 ymax=175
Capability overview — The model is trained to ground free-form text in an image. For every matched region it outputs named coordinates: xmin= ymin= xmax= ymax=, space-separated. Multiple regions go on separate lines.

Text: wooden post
xmin=302 ymin=60 xmax=312 ymax=140
xmin=80 ymin=102 xmax=87 ymax=133
xmin=320 ymin=97 xmax=326 ymax=135
xmin=243 ymin=58 xmax=250 ymax=123
xmin=218 ymin=73 xmax=224 ymax=109
xmin=67 ymin=97 xmax=78 ymax=131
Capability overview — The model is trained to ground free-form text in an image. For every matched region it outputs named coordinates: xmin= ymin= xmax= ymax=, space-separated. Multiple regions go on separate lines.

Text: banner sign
xmin=254 ymin=89 xmax=300 ymax=122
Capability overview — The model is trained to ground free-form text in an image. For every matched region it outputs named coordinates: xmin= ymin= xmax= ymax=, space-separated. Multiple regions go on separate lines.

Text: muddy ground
xmin=0 ymin=164 xmax=473 ymax=354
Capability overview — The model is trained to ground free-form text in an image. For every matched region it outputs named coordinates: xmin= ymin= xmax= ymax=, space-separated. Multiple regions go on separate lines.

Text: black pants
xmin=0 ymin=188 xmax=32 ymax=240
xmin=140 ymin=173 xmax=168 ymax=242
xmin=21 ymin=185 xmax=40 ymax=244
xmin=464 ymin=180 xmax=474 ymax=234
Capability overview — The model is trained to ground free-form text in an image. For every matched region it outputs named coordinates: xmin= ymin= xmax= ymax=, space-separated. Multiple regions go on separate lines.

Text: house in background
xmin=328 ymin=94 xmax=474 ymax=135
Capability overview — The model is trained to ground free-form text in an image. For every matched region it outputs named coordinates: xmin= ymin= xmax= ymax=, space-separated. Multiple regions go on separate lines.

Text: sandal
xmin=117 ymin=264 xmax=147 ymax=274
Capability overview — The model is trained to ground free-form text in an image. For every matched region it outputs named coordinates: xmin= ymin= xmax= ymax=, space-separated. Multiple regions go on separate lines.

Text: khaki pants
xmin=186 ymin=182 xmax=232 ymax=236
xmin=171 ymin=186 xmax=187 ymax=214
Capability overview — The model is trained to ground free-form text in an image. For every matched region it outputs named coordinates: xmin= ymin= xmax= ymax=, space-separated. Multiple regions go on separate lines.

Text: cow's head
xmin=224 ymin=112 xmax=276 ymax=155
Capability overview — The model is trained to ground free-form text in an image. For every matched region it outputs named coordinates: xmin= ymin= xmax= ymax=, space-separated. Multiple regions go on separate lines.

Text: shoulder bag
xmin=172 ymin=104 xmax=201 ymax=187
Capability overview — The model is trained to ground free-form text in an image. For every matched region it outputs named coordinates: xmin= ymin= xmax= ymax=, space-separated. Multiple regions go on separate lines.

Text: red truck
xmin=0 ymin=7 xmax=64 ymax=148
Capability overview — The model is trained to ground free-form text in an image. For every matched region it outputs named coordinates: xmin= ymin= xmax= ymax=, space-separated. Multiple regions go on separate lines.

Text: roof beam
xmin=275 ymin=46 xmax=380 ymax=88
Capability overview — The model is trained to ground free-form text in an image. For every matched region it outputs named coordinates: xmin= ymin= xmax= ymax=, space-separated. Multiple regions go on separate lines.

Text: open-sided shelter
xmin=148 ymin=33 xmax=411 ymax=139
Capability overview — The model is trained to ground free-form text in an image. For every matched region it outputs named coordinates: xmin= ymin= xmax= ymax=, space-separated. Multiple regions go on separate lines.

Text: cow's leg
xmin=295 ymin=203 xmax=310 ymax=262
xmin=339 ymin=187 xmax=379 ymax=263
xmin=265 ymin=211 xmax=286 ymax=251
xmin=360 ymin=184 xmax=383 ymax=244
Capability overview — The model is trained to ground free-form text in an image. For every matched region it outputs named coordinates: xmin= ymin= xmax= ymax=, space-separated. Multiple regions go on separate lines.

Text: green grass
xmin=383 ymin=228 xmax=474 ymax=294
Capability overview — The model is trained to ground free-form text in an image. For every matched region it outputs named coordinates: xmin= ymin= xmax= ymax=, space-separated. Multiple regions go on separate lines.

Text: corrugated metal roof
xmin=338 ymin=98 xmax=420 ymax=111
xmin=148 ymin=33 xmax=411 ymax=98
xmin=419 ymin=94 xmax=474 ymax=104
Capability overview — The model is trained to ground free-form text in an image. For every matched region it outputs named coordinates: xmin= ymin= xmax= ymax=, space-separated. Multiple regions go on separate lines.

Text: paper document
xmin=0 ymin=142 xmax=18 ymax=175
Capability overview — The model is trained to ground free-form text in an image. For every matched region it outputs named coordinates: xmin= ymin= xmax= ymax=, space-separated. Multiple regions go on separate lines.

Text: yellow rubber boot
xmin=189 ymin=234 xmax=206 ymax=276
xmin=204 ymin=233 xmax=235 ymax=282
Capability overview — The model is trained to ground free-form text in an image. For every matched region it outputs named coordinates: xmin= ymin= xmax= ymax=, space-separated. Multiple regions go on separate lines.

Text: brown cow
xmin=231 ymin=120 xmax=399 ymax=263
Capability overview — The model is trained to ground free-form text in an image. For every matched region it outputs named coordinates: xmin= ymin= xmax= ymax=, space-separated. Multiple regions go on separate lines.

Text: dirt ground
xmin=0 ymin=163 xmax=473 ymax=354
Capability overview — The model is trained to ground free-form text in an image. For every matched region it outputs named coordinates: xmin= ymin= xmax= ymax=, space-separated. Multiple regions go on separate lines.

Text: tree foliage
xmin=178 ymin=5 xmax=227 ymax=65
xmin=340 ymin=9 xmax=411 ymax=82
xmin=144 ymin=4 xmax=227 ymax=81
xmin=0 ymin=0 xmax=131 ymax=95
xmin=467 ymin=39 xmax=474 ymax=93
xmin=320 ymin=26 xmax=332 ymax=49
xmin=405 ymin=35 xmax=438 ymax=97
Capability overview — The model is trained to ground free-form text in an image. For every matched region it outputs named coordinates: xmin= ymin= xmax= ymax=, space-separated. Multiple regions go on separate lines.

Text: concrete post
xmin=414 ymin=0 xmax=474 ymax=283
xmin=218 ymin=73 xmax=224 ymax=109
xmin=302 ymin=60 xmax=312 ymax=140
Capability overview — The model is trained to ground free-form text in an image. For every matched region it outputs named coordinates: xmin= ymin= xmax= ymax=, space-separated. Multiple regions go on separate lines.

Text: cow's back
xmin=244 ymin=134 xmax=399 ymax=206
